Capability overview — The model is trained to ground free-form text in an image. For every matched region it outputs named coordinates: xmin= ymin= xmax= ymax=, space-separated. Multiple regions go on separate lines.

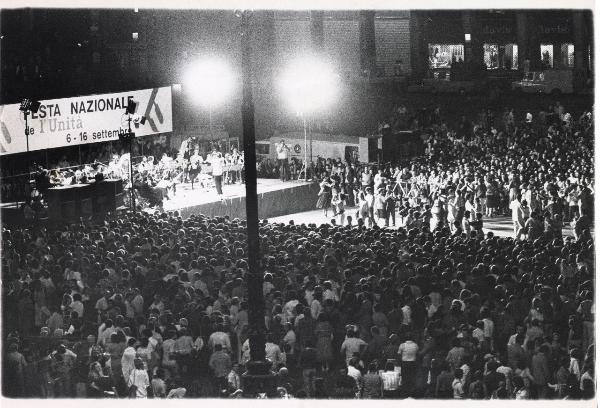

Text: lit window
xmin=561 ymin=43 xmax=574 ymax=68
xmin=540 ymin=44 xmax=553 ymax=68
xmin=428 ymin=44 xmax=464 ymax=69
xmin=483 ymin=44 xmax=499 ymax=69
xmin=484 ymin=44 xmax=518 ymax=70
xmin=504 ymin=44 xmax=518 ymax=70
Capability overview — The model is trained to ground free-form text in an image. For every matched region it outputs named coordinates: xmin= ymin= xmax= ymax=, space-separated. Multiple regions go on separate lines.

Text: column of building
xmin=358 ymin=10 xmax=376 ymax=77
xmin=573 ymin=10 xmax=588 ymax=74
xmin=310 ymin=11 xmax=324 ymax=53
xmin=409 ymin=11 xmax=426 ymax=81
xmin=516 ymin=12 xmax=529 ymax=70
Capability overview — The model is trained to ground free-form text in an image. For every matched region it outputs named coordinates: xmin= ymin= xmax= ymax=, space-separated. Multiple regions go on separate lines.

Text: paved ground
xmin=269 ymin=207 xmax=578 ymax=239
xmin=163 ymin=178 xmax=310 ymax=211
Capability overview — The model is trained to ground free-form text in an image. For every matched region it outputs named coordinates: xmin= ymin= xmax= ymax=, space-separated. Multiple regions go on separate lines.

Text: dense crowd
xmin=311 ymin=102 xmax=594 ymax=239
xmin=1 ymin=100 xmax=595 ymax=400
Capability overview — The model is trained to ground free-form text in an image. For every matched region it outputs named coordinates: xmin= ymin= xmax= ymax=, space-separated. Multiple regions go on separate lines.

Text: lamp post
xmin=208 ymin=105 xmax=213 ymax=141
xmin=297 ymin=112 xmax=308 ymax=181
xmin=279 ymin=56 xmax=338 ymax=182
xmin=183 ymin=58 xmax=234 ymax=151
xmin=120 ymin=110 xmax=136 ymax=213
xmin=238 ymin=9 xmax=277 ymax=398
xmin=19 ymin=98 xmax=41 ymax=202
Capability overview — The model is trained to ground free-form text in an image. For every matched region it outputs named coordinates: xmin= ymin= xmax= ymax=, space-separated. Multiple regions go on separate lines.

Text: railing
xmin=0 ymin=173 xmax=32 ymax=206
xmin=0 ymin=160 xmax=115 ymax=205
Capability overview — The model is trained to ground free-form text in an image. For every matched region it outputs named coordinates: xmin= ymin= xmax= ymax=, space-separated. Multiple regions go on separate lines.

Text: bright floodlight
xmin=279 ymin=56 xmax=339 ymax=115
xmin=183 ymin=58 xmax=235 ymax=108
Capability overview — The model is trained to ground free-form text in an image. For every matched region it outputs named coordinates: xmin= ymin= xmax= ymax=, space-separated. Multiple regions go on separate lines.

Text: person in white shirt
xmin=209 ymin=148 xmax=226 ymax=201
xmin=373 ymin=188 xmax=386 ymax=227
xmin=227 ymin=363 xmax=242 ymax=392
xmin=373 ymin=169 xmax=384 ymax=192
xmin=276 ymin=140 xmax=290 ymax=181
xmin=510 ymin=196 xmax=526 ymax=239
xmin=130 ymin=289 xmax=144 ymax=318
xmin=322 ymin=281 xmax=339 ymax=302
xmin=283 ymin=293 xmax=299 ymax=323
xmin=310 ymin=291 xmax=323 ymax=320
xmin=340 ymin=329 xmax=367 ymax=366
xmin=121 ymin=338 xmax=137 ymax=381
xmin=282 ymin=323 xmax=296 ymax=357
xmin=208 ymin=325 xmax=232 ymax=353
xmin=69 ymin=293 xmax=84 ymax=317
xmin=265 ymin=335 xmax=284 ymax=370
xmin=381 ymin=360 xmax=401 ymax=398
xmin=452 ymin=368 xmax=465 ymax=399
xmin=364 ymin=188 xmax=375 ymax=228
xmin=167 ymin=386 xmax=187 ymax=398
xmin=507 ymin=325 xmax=529 ymax=347
xmin=127 ymin=358 xmax=150 ymax=398
xmin=398 ymin=335 xmax=419 ymax=391
xmin=346 ymin=358 xmax=363 ymax=396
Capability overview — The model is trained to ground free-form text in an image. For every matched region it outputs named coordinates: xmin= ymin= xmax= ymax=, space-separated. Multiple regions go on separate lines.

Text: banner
xmin=0 ymin=86 xmax=173 ymax=156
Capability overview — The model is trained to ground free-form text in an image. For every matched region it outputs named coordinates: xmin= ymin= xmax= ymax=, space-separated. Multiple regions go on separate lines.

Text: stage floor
xmin=162 ymin=178 xmax=312 ymax=211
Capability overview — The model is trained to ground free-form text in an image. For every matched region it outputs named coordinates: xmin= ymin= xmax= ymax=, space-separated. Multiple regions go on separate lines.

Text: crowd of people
xmin=1 ymin=100 xmax=595 ymax=400
xmin=312 ymin=102 xmax=594 ymax=240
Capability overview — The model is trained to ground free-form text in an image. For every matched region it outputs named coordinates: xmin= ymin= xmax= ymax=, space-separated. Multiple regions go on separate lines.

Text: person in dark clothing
xmin=483 ymin=361 xmax=504 ymax=393
xmin=298 ymin=340 xmax=318 ymax=397
xmin=333 ymin=366 xmax=359 ymax=398
xmin=435 ymin=361 xmax=454 ymax=399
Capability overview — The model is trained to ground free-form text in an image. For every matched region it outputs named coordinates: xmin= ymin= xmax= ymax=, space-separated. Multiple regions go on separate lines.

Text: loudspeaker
xmin=93 ymin=179 xmax=124 ymax=214
xmin=125 ymin=99 xmax=137 ymax=114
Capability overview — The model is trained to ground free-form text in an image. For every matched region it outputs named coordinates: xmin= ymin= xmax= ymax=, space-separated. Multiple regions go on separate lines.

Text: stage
xmin=161 ymin=178 xmax=320 ymax=220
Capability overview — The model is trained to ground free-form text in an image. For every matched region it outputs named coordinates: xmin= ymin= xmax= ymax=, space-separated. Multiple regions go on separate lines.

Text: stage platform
xmin=162 ymin=178 xmax=319 ymax=220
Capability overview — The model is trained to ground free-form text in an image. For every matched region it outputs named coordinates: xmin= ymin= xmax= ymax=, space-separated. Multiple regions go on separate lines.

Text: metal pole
xmin=24 ymin=112 xmax=29 ymax=152
xmin=24 ymin=111 xmax=32 ymax=198
xmin=308 ymin=117 xmax=313 ymax=178
xmin=239 ymin=9 xmax=275 ymax=398
xmin=127 ymin=116 xmax=136 ymax=213
xmin=303 ymin=114 xmax=307 ymax=180
xmin=209 ymin=106 xmax=213 ymax=140
xmin=129 ymin=137 xmax=136 ymax=213
xmin=241 ymin=9 xmax=263 ymax=362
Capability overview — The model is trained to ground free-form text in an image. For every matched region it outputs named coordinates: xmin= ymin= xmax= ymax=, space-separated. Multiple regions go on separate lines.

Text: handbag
xmin=128 ymin=371 xmax=138 ymax=398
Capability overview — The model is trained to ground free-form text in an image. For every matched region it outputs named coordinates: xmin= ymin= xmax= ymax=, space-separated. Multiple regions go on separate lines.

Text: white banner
xmin=0 ymin=86 xmax=173 ymax=156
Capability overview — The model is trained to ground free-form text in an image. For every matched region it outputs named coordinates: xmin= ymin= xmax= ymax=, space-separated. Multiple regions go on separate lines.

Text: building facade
xmin=411 ymin=10 xmax=593 ymax=81
xmin=0 ymin=9 xmax=594 ymax=144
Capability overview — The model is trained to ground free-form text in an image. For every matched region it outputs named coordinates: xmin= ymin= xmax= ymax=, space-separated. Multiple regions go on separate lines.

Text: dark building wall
xmin=411 ymin=9 xmax=593 ymax=79
xmin=0 ymin=9 xmax=593 ymax=144
xmin=375 ymin=11 xmax=411 ymax=77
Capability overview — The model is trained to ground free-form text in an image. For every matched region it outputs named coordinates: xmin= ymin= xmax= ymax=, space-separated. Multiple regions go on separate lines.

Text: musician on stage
xmin=208 ymin=146 xmax=226 ymax=202
xmin=276 ymin=139 xmax=291 ymax=182
xmin=229 ymin=147 xmax=244 ymax=184
xmin=188 ymin=149 xmax=203 ymax=189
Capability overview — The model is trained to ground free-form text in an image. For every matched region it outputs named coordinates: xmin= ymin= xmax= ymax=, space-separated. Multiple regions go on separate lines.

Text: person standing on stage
xmin=276 ymin=139 xmax=291 ymax=182
xmin=209 ymin=147 xmax=226 ymax=202
xmin=188 ymin=149 xmax=203 ymax=190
